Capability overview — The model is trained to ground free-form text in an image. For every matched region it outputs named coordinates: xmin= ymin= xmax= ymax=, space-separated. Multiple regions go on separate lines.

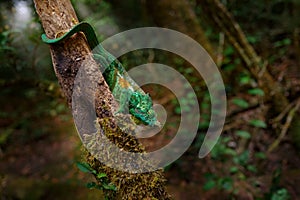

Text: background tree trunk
xmin=145 ymin=0 xmax=217 ymax=62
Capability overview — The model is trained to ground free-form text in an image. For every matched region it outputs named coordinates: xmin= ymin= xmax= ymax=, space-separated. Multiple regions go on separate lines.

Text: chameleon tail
xmin=41 ymin=22 xmax=99 ymax=50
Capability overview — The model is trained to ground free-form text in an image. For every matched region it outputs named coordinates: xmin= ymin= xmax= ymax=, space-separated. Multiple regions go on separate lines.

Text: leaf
xmin=102 ymin=183 xmax=117 ymax=191
xmin=86 ymin=182 xmax=97 ymax=189
xmin=271 ymin=188 xmax=290 ymax=200
xmin=239 ymin=76 xmax=251 ymax=84
xmin=232 ymin=98 xmax=249 ymax=108
xmin=249 ymin=119 xmax=267 ymax=128
xmin=282 ymin=38 xmax=291 ymax=45
xmin=248 ymin=88 xmax=264 ymax=96
xmin=224 ymin=148 xmax=236 ymax=156
xmin=274 ymin=38 xmax=291 ymax=47
xmin=230 ymin=166 xmax=239 ymax=174
xmin=223 ymin=63 xmax=236 ymax=71
xmin=219 ymin=177 xmax=233 ymax=191
xmin=255 ymin=152 xmax=266 ymax=159
xmin=97 ymin=173 xmax=107 ymax=179
xmin=236 ymin=130 xmax=251 ymax=139
xmin=224 ymin=46 xmax=234 ymax=56
xmin=203 ymin=180 xmax=216 ymax=190
xmin=247 ymin=36 xmax=258 ymax=44
xmin=0 ymin=128 xmax=13 ymax=145
xmin=247 ymin=165 xmax=257 ymax=173
xmin=234 ymin=151 xmax=250 ymax=166
xmin=174 ymin=106 xmax=181 ymax=114
xmin=76 ymin=162 xmax=96 ymax=174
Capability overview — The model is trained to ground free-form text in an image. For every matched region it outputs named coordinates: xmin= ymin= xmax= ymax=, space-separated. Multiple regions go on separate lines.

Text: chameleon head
xmin=129 ymin=92 xmax=159 ymax=127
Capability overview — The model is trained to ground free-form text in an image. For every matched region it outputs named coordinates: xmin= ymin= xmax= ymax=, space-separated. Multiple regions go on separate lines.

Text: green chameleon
xmin=42 ymin=22 xmax=159 ymax=127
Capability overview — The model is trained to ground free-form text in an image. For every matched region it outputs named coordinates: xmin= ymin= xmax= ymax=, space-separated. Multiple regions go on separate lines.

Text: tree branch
xmin=268 ymin=100 xmax=300 ymax=153
xmin=33 ymin=1 xmax=171 ymax=199
xmin=200 ymin=0 xmax=289 ymax=112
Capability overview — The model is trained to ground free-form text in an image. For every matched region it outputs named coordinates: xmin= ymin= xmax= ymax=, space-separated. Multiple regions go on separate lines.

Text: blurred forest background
xmin=1 ymin=0 xmax=300 ymax=199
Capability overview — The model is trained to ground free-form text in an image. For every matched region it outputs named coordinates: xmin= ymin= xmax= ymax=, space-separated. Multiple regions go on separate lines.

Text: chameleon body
xmin=42 ymin=22 xmax=158 ymax=126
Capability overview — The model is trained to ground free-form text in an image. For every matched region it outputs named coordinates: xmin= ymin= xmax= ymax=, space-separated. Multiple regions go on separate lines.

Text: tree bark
xmin=33 ymin=0 xmax=171 ymax=199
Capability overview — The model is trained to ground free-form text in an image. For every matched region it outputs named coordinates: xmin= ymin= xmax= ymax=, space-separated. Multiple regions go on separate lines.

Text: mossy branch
xmin=33 ymin=0 xmax=171 ymax=199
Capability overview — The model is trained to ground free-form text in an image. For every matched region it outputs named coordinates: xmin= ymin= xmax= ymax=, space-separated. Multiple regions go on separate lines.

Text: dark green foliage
xmin=203 ymin=173 xmax=233 ymax=192
xmin=232 ymin=98 xmax=249 ymax=108
xmin=76 ymin=162 xmax=97 ymax=174
xmin=249 ymin=119 xmax=267 ymax=128
xmin=264 ymin=169 xmax=291 ymax=200
xmin=76 ymin=161 xmax=117 ymax=196
xmin=235 ymin=130 xmax=251 ymax=139
xmin=247 ymin=88 xmax=265 ymax=96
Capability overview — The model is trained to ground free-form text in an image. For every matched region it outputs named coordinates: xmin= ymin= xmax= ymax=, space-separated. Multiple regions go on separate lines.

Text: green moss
xmin=81 ymin=116 xmax=171 ymax=199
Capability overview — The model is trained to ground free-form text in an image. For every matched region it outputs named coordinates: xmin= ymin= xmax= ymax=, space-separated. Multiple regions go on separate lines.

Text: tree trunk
xmin=33 ymin=0 xmax=171 ymax=199
xmin=145 ymin=0 xmax=217 ymax=62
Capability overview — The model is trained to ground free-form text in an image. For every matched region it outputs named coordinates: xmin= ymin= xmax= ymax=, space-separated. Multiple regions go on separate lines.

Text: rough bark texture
xmin=33 ymin=0 xmax=171 ymax=199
